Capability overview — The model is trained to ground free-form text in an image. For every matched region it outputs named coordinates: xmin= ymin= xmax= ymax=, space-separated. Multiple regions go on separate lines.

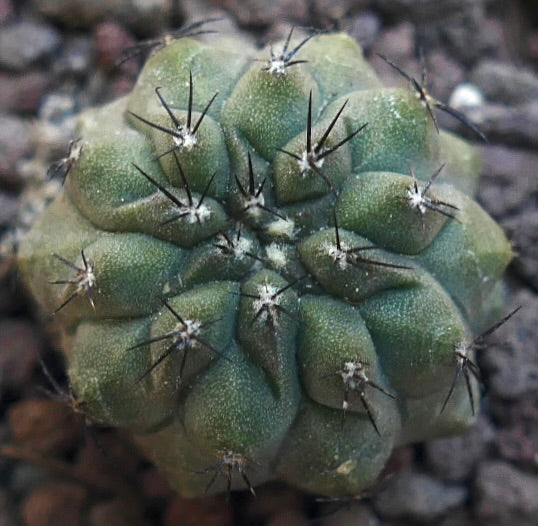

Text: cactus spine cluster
xmin=17 ymin=29 xmax=512 ymax=497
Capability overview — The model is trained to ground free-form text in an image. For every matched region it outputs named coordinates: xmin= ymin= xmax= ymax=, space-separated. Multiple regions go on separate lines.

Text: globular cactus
xmin=17 ymin=28 xmax=513 ymax=497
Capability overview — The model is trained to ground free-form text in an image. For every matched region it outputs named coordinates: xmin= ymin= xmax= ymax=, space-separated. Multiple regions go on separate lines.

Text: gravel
xmin=373 ymin=470 xmax=467 ymax=522
xmin=425 ymin=415 xmax=495 ymax=482
xmin=465 ymin=100 xmax=538 ymax=148
xmin=0 ymin=1 xmax=536 ymax=525
xmin=471 ymin=60 xmax=538 ymax=104
xmin=32 ymin=0 xmax=174 ymax=35
xmin=480 ymin=290 xmax=538 ymax=400
xmin=0 ymin=115 xmax=31 ymax=187
xmin=475 ymin=461 xmax=538 ymax=526
xmin=0 ymin=20 xmax=61 ymax=71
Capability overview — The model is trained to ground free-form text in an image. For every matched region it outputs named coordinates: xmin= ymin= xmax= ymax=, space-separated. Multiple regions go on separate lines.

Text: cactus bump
xmin=17 ymin=28 xmax=513 ymax=497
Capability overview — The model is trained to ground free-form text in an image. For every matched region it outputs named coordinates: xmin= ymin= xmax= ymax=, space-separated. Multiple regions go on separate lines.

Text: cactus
xmin=17 ymin=29 xmax=512 ymax=498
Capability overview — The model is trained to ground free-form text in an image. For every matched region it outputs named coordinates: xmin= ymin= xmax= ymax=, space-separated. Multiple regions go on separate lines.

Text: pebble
xmin=38 ymin=92 xmax=78 ymax=124
xmin=21 ymin=482 xmax=88 ymax=526
xmin=370 ymin=22 xmax=415 ymax=87
xmin=9 ymin=463 xmax=49 ymax=494
xmin=504 ymin=208 xmax=538 ymax=287
xmin=0 ymin=20 xmax=61 ymax=71
xmin=373 ymin=470 xmax=467 ymax=522
xmin=307 ymin=0 xmax=355 ymax=28
xmin=372 ymin=0 xmax=479 ymax=21
xmin=350 ymin=11 xmax=382 ymax=53
xmin=88 ymin=498 xmax=145 ymax=526
xmin=94 ymin=21 xmax=136 ymax=71
xmin=0 ymin=71 xmax=50 ymax=113
xmin=266 ymin=508 xmax=309 ymax=526
xmin=318 ymin=502 xmax=380 ymax=526
xmin=0 ymin=489 xmax=18 ymax=526
xmin=54 ymin=35 xmax=94 ymax=76
xmin=0 ymin=0 xmax=13 ymax=25
xmin=75 ymin=430 xmax=141 ymax=484
xmin=480 ymin=290 xmax=538 ymax=400
xmin=436 ymin=509 xmax=474 ymax=526
xmin=240 ymin=484 xmax=304 ymax=524
xmin=0 ymin=192 xmax=18 ymax=227
xmin=212 ymin=0 xmax=308 ymax=28
xmin=0 ymin=423 xmax=11 ymax=475
xmin=475 ymin=461 xmax=538 ymax=526
xmin=165 ymin=495 xmax=234 ymax=526
xmin=0 ymin=114 xmax=31 ymax=187
xmin=496 ymin=421 xmax=538 ymax=469
xmin=470 ymin=59 xmax=538 ymax=104
xmin=448 ymin=83 xmax=485 ymax=111
xmin=479 ymin=145 xmax=538 ymax=219
xmin=33 ymin=0 xmax=173 ymax=36
xmin=8 ymin=399 xmax=81 ymax=455
xmin=425 ymin=415 xmax=495 ymax=481
xmin=465 ymin=100 xmax=538 ymax=148
xmin=437 ymin=5 xmax=490 ymax=65
xmin=0 ymin=319 xmax=42 ymax=391
xmin=138 ymin=466 xmax=172 ymax=500
xmin=426 ymin=49 xmax=465 ymax=101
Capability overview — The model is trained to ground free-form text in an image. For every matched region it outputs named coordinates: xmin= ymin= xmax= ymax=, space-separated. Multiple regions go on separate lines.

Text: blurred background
xmin=0 ymin=1 xmax=536 ymax=525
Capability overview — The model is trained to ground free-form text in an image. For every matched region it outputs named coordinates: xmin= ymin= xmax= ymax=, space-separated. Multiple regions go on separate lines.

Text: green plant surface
xmin=17 ymin=31 xmax=512 ymax=497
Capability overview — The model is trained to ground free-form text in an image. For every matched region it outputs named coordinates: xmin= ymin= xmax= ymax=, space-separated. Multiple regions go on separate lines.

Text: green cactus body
xmin=17 ymin=32 xmax=512 ymax=497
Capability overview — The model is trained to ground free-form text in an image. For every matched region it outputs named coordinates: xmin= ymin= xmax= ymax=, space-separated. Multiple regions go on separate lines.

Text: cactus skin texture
xmin=17 ymin=32 xmax=512 ymax=497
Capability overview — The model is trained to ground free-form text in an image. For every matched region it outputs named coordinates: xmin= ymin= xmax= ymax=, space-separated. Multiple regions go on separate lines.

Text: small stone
xmin=241 ymin=484 xmax=303 ymax=524
xmin=318 ymin=502 xmax=379 ymax=526
xmin=0 ymin=423 xmax=11 ymax=475
xmin=38 ymin=93 xmax=78 ymax=125
xmin=480 ymin=290 xmax=538 ymax=400
xmin=373 ymin=469 xmax=467 ymax=522
xmin=425 ymin=415 xmax=495 ymax=481
xmin=33 ymin=0 xmax=173 ymax=36
xmin=370 ymin=22 xmax=416 ymax=87
xmin=0 ymin=192 xmax=18 ymax=227
xmin=0 ymin=71 xmax=50 ymax=113
xmin=475 ymin=461 xmax=538 ymax=526
xmin=9 ymin=463 xmax=49 ymax=494
xmin=54 ymin=35 xmax=94 ymax=76
xmin=212 ymin=0 xmax=308 ymax=28
xmin=0 ymin=0 xmax=13 ymax=25
xmin=436 ymin=509 xmax=474 ymax=526
xmin=21 ymin=483 xmax=88 ymax=526
xmin=74 ymin=430 xmax=140 ymax=489
xmin=0 ymin=20 xmax=61 ymax=71
xmin=0 ymin=319 xmax=42 ymax=391
xmin=470 ymin=60 xmax=538 ymax=105
xmin=372 ymin=0 xmax=481 ymax=21
xmin=464 ymin=101 xmax=538 ymax=148
xmin=138 ymin=466 xmax=172 ymax=499
xmin=266 ymin=508 xmax=309 ymax=526
xmin=503 ymin=207 xmax=538 ymax=287
xmin=496 ymin=422 xmax=538 ymax=469
xmin=425 ymin=50 xmax=465 ymax=102
xmin=437 ymin=6 xmax=490 ymax=65
xmin=8 ymin=399 xmax=81 ymax=455
xmin=0 ymin=489 xmax=18 ymax=526
xmin=479 ymin=145 xmax=538 ymax=219
xmin=0 ymin=114 xmax=31 ymax=187
xmin=309 ymin=0 xmax=361 ymax=28
xmin=448 ymin=83 xmax=485 ymax=111
xmin=165 ymin=495 xmax=233 ymax=526
xmin=350 ymin=11 xmax=382 ymax=53
xmin=109 ymin=74 xmax=137 ymax=100
xmin=88 ymin=499 xmax=145 ymax=526
xmin=94 ymin=22 xmax=136 ymax=71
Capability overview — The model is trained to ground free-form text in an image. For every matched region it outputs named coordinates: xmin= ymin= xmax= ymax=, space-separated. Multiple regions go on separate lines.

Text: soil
xmin=0 ymin=1 xmax=536 ymax=525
